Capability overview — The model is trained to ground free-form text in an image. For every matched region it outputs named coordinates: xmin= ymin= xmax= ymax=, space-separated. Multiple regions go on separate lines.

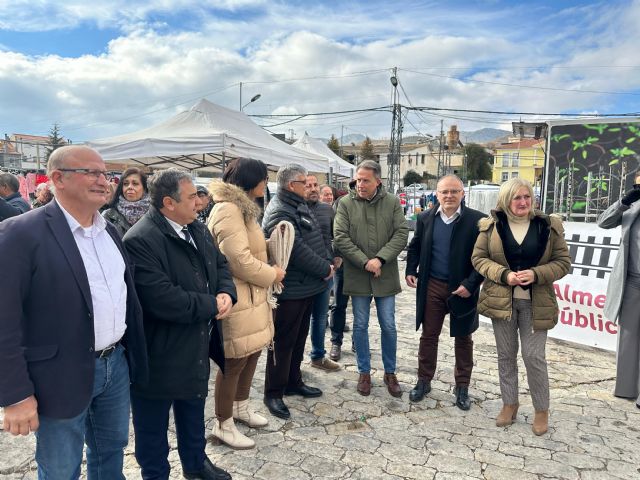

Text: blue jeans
xmin=35 ymin=345 xmax=130 ymax=480
xmin=330 ymin=266 xmax=350 ymax=346
xmin=309 ymin=281 xmax=332 ymax=360
xmin=351 ymin=295 xmax=397 ymax=374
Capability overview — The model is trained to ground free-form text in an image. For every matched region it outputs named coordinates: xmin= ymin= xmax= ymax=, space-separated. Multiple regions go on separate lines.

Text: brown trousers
xmin=215 ymin=351 xmax=261 ymax=421
xmin=418 ymin=277 xmax=474 ymax=386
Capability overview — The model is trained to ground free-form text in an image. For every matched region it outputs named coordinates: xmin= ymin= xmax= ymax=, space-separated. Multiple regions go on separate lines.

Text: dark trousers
xmin=418 ymin=277 xmax=474 ymax=386
xmin=330 ymin=266 xmax=350 ymax=346
xmin=130 ymin=393 xmax=206 ymax=480
xmin=264 ymin=296 xmax=314 ymax=398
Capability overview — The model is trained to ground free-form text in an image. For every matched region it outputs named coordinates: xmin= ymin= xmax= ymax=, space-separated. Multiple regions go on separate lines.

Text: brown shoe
xmin=496 ymin=403 xmax=519 ymax=427
xmin=329 ymin=344 xmax=341 ymax=361
xmin=383 ymin=373 xmax=402 ymax=398
xmin=357 ymin=373 xmax=371 ymax=396
xmin=532 ymin=410 xmax=548 ymax=436
xmin=311 ymin=357 xmax=341 ymax=372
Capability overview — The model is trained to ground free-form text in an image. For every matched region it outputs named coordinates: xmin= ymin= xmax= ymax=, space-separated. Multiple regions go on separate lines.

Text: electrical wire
xmin=400 ymin=68 xmax=640 ymax=97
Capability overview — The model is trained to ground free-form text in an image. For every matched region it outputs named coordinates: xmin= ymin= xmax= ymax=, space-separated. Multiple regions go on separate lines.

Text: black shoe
xmin=455 ymin=386 xmax=471 ymax=411
xmin=284 ymin=384 xmax=322 ymax=398
xmin=343 ymin=323 xmax=350 ymax=332
xmin=183 ymin=457 xmax=231 ymax=480
xmin=263 ymin=397 xmax=291 ymax=419
xmin=409 ymin=379 xmax=432 ymax=402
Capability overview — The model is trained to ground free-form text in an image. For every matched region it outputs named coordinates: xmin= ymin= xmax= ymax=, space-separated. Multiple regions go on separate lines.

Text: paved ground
xmin=2 ymin=261 xmax=639 ymax=479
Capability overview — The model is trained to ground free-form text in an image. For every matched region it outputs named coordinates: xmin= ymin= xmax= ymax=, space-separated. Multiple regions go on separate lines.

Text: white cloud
xmin=0 ymin=0 xmax=639 ymax=144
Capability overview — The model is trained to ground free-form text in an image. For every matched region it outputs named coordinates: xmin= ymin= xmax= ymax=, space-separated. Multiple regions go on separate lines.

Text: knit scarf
xmin=116 ymin=194 xmax=150 ymax=226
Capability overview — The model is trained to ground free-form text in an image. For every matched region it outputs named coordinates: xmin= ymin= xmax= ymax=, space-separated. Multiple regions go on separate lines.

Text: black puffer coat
xmin=124 ymin=207 xmax=237 ymax=400
xmin=308 ymin=200 xmax=334 ymax=257
xmin=262 ymin=189 xmax=332 ymax=300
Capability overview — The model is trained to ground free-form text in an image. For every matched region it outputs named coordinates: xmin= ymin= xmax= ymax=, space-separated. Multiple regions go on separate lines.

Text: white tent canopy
xmin=292 ymin=132 xmax=355 ymax=178
xmin=85 ymin=99 xmax=330 ymax=173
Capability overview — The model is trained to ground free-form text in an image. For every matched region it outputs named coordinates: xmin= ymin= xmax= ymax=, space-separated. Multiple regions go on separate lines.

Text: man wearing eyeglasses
xmin=0 ymin=145 xmax=148 ymax=478
xmin=405 ymin=174 xmax=485 ymax=410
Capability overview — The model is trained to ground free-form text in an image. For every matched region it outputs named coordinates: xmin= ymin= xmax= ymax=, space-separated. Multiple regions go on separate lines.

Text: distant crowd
xmin=1 ymin=147 xmax=638 ymax=480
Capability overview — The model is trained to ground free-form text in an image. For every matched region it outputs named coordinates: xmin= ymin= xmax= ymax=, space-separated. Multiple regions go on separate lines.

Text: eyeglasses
xmin=290 ymin=180 xmax=307 ymax=185
xmin=438 ymin=189 xmax=462 ymax=195
xmin=58 ymin=169 xmax=110 ymax=180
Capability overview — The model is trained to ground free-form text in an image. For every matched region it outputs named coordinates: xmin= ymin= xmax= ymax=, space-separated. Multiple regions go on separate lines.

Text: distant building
xmin=492 ymin=138 xmax=545 ymax=186
xmin=0 ymin=137 xmax=23 ymax=169
xmin=10 ymin=133 xmax=68 ymax=170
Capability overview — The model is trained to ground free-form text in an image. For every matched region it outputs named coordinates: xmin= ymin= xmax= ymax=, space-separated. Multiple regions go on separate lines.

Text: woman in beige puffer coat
xmin=472 ymin=178 xmax=570 ymax=436
xmin=208 ymin=158 xmax=286 ymax=449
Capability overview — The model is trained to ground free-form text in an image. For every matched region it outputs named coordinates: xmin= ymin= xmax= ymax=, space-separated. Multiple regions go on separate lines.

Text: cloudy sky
xmin=1 ymin=0 xmax=639 ymax=144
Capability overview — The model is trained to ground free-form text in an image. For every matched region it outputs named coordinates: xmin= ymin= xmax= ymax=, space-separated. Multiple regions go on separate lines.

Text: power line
xmin=400 ymin=68 xmax=640 ymax=97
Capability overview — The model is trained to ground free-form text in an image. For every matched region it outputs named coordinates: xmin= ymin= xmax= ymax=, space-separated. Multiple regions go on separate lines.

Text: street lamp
xmin=241 ymin=93 xmax=261 ymax=111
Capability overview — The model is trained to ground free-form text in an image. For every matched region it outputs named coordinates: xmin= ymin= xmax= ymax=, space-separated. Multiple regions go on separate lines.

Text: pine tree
xmin=359 ymin=136 xmax=376 ymax=160
xmin=327 ymin=134 xmax=341 ymax=156
xmin=46 ymin=123 xmax=66 ymax=160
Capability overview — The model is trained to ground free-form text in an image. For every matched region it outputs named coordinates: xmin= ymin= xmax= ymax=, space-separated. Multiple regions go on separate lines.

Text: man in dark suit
xmin=405 ymin=174 xmax=485 ymax=410
xmin=124 ymin=168 xmax=236 ymax=480
xmin=0 ymin=145 xmax=147 ymax=478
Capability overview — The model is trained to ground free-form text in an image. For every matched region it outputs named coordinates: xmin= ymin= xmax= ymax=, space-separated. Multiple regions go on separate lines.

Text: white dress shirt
xmin=57 ymin=200 xmax=127 ymax=350
xmin=436 ymin=204 xmax=462 ymax=224
xmin=166 ymin=216 xmax=197 ymax=249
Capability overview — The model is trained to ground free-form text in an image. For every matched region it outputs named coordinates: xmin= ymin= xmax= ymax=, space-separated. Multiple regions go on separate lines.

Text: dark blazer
xmin=262 ymin=189 xmax=332 ymax=300
xmin=405 ymin=203 xmax=486 ymax=336
xmin=123 ymin=206 xmax=236 ymax=400
xmin=0 ymin=201 xmax=148 ymax=419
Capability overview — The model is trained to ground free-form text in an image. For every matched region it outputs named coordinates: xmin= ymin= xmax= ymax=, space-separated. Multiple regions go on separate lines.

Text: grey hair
xmin=0 ymin=172 xmax=20 ymax=193
xmin=437 ymin=174 xmax=464 ymax=189
xmin=47 ymin=145 xmax=99 ymax=175
xmin=276 ymin=163 xmax=308 ymax=189
xmin=148 ymin=168 xmax=193 ymax=210
xmin=356 ymin=160 xmax=381 ymax=179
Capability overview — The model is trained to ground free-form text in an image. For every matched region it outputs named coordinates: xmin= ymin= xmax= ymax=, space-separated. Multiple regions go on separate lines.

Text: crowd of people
xmin=0 ymin=145 xmax=637 ymax=480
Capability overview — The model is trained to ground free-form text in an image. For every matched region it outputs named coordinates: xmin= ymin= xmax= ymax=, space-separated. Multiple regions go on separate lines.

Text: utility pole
xmin=387 ymin=68 xmax=403 ymax=193
xmin=339 ymin=125 xmax=344 ymax=158
xmin=437 ymin=120 xmax=444 ymax=178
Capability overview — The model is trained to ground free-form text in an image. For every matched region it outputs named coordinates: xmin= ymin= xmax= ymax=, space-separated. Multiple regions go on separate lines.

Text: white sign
xmin=480 ymin=221 xmax=621 ymax=352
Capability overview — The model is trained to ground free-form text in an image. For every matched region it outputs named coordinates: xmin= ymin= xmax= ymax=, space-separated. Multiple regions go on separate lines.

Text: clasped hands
xmin=365 ymin=258 xmax=382 ymax=278
xmin=506 ymin=269 xmax=535 ymax=286
xmin=215 ymin=293 xmax=233 ymax=320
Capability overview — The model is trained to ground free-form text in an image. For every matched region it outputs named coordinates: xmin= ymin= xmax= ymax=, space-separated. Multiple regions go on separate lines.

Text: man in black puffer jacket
xmin=262 ymin=164 xmax=334 ymax=420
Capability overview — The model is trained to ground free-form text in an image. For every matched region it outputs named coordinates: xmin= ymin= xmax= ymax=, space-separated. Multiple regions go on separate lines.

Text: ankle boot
xmin=212 ymin=417 xmax=255 ymax=449
xmin=532 ymin=410 xmax=548 ymax=436
xmin=233 ymin=400 xmax=268 ymax=428
xmin=496 ymin=403 xmax=519 ymax=427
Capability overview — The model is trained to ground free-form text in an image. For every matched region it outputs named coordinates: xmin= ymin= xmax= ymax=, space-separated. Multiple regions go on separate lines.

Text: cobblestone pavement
xmin=2 ymin=261 xmax=639 ymax=479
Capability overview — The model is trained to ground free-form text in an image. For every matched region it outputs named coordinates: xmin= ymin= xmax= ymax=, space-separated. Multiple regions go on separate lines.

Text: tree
xmin=327 ymin=134 xmax=341 ymax=156
xmin=464 ymin=143 xmax=493 ymax=181
xmin=403 ymin=169 xmax=422 ymax=186
xmin=46 ymin=123 xmax=66 ymax=160
xmin=359 ymin=136 xmax=376 ymax=160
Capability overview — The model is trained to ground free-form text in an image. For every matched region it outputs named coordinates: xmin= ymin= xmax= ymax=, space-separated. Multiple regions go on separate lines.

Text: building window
xmin=421 ymin=154 xmax=425 ymax=165
xmin=501 ymin=172 xmax=509 ymax=182
xmin=511 ymin=152 xmax=519 ymax=167
xmin=502 ymin=153 xmax=509 ymax=167
xmin=511 ymin=172 xmax=519 ymax=179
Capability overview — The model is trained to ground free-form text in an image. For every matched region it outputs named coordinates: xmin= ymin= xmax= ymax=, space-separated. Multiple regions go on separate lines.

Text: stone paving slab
xmin=2 ymin=261 xmax=639 ymax=479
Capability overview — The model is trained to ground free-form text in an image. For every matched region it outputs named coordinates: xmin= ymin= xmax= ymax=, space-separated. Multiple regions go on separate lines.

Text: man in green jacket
xmin=334 ymin=160 xmax=409 ymax=397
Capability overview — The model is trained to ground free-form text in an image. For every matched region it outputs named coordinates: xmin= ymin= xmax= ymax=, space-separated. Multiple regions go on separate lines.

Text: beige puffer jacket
xmin=471 ymin=210 xmax=571 ymax=331
xmin=208 ymin=182 xmax=277 ymax=358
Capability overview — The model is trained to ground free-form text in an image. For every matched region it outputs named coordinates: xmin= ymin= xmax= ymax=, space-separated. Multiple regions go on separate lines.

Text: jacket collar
xmin=349 ymin=184 xmax=386 ymax=204
xmin=277 ymin=188 xmax=306 ymax=208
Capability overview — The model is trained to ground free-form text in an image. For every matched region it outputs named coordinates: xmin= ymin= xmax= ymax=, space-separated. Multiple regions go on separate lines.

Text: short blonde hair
xmin=496 ymin=177 xmax=535 ymax=219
